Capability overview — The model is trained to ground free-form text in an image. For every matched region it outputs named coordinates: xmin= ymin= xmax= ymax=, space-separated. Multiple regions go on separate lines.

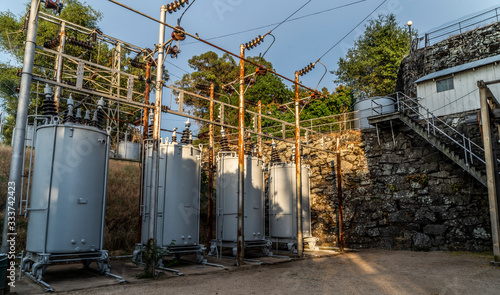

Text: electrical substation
xmin=3 ymin=0 xmax=352 ymax=292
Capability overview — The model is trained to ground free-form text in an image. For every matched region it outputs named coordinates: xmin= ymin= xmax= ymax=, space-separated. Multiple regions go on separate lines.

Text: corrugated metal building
xmin=415 ymin=54 xmax=500 ymax=117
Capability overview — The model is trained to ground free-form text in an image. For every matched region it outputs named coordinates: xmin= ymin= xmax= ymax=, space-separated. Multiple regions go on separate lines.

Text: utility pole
xmin=237 ymin=44 xmax=246 ymax=266
xmin=147 ymin=4 xmax=167 ymax=274
xmin=336 ymin=138 xmax=344 ymax=252
xmin=1 ymin=0 xmax=39 ymax=254
xmin=478 ymin=80 xmax=500 ymax=261
xmin=294 ymin=71 xmax=303 ymax=257
xmin=207 ymin=83 xmax=215 ymax=246
xmin=258 ymin=100 xmax=262 ymax=158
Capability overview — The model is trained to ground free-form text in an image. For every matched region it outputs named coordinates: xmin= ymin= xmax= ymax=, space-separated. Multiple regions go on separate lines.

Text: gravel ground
xmin=65 ymin=249 xmax=500 ymax=295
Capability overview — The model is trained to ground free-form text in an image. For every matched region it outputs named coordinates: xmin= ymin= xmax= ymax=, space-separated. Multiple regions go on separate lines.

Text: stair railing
xmin=394 ymin=92 xmax=486 ymax=167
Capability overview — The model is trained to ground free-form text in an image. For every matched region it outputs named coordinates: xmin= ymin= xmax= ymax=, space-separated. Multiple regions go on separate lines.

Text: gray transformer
xmin=22 ymin=122 xmax=111 ymax=280
xmin=210 ymin=152 xmax=270 ymax=257
xmin=117 ymin=141 xmax=140 ymax=161
xmin=268 ymin=163 xmax=318 ymax=251
xmin=137 ymin=139 xmax=204 ymax=261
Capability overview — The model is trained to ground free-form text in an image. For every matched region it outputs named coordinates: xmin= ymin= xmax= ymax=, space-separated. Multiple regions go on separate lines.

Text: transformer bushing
xmin=134 ymin=120 xmax=205 ymax=265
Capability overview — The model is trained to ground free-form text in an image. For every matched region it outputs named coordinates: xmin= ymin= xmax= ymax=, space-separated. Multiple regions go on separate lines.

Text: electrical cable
xmin=269 ymin=0 xmax=312 ymax=33
xmin=178 ymin=0 xmax=196 ymax=25
xmin=107 ymin=0 xmax=325 ymax=98
xmin=184 ymin=0 xmax=366 ymax=45
xmin=166 ymin=60 xmax=190 ymax=74
xmin=315 ymin=0 xmax=386 ymax=63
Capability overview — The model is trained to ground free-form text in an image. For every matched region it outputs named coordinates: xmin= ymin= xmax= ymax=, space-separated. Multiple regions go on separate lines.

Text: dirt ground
xmin=43 ymin=249 xmax=497 ymax=295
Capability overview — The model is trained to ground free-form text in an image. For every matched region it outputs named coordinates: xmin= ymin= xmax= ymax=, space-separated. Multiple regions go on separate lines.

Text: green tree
xmin=175 ymin=51 xmax=293 ymax=132
xmin=333 ymin=14 xmax=412 ymax=98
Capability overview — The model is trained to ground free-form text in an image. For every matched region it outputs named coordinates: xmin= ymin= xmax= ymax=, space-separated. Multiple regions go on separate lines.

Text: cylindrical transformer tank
xmin=268 ymin=163 xmax=312 ymax=239
xmin=216 ymin=153 xmax=265 ymax=242
xmin=141 ymin=140 xmax=201 ymax=247
xmin=117 ymin=141 xmax=140 ymax=161
xmin=26 ymin=124 xmax=110 ymax=253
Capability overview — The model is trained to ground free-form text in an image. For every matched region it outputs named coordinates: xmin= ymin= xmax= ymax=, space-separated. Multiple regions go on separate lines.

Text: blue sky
xmin=1 ymin=0 xmax=499 ymax=134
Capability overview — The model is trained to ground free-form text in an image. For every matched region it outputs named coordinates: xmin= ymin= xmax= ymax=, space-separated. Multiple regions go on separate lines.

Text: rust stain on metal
xmin=207 ymin=83 xmax=215 ymax=246
xmin=294 ymin=71 xmax=303 ymax=257
xmin=237 ymin=44 xmax=245 ymax=266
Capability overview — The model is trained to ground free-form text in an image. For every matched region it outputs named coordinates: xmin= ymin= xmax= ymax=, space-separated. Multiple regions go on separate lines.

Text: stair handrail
xmin=394 ymin=92 xmax=486 ymax=166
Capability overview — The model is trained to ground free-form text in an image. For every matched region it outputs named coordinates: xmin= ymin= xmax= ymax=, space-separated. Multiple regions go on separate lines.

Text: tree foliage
xmin=333 ymin=14 xmax=412 ymax=98
xmin=175 ymin=51 xmax=293 ymax=129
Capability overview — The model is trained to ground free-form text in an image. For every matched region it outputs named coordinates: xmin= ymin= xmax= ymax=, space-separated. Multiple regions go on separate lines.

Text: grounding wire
xmin=166 ymin=60 xmax=190 ymax=74
xmin=315 ymin=0 xmax=386 ymax=63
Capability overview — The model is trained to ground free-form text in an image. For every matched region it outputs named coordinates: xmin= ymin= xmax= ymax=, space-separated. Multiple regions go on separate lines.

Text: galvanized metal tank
xmin=26 ymin=123 xmax=110 ymax=254
xmin=215 ymin=153 xmax=265 ymax=242
xmin=268 ymin=163 xmax=312 ymax=239
xmin=117 ymin=141 xmax=140 ymax=161
xmin=353 ymin=96 xmax=396 ymax=129
xmin=141 ymin=140 xmax=202 ymax=247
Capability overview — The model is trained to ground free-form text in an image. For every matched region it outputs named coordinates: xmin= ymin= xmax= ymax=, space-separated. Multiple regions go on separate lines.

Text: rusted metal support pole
xmin=294 ymin=71 xmax=303 ymax=257
xmin=478 ymin=80 xmax=500 ymax=261
xmin=237 ymin=44 xmax=245 ymax=266
xmin=258 ymin=100 xmax=262 ymax=158
xmin=53 ymin=21 xmax=66 ymax=112
xmin=336 ymin=138 xmax=344 ymax=252
xmin=207 ymin=83 xmax=215 ymax=245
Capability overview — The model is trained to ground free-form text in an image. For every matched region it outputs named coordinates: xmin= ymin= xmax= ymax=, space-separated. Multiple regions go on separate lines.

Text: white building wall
xmin=416 ymin=63 xmax=500 ymax=117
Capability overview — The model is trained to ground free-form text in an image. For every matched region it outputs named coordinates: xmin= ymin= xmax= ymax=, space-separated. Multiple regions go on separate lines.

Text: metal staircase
xmin=369 ymin=92 xmax=487 ymax=187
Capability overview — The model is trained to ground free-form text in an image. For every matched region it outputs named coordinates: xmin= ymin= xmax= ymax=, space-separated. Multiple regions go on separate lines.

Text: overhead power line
xmin=315 ymin=0 xmax=386 ymax=62
xmin=184 ymin=0 xmax=367 ymax=45
xmin=269 ymin=0 xmax=312 ymax=33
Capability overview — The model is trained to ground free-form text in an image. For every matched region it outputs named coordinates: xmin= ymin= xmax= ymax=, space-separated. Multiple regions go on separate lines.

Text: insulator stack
xmin=166 ymin=0 xmax=189 ymax=13
xmin=91 ymin=110 xmax=99 ymax=127
xmin=75 ymin=108 xmax=82 ymax=124
xmin=180 ymin=120 xmax=191 ymax=144
xmin=43 ymin=36 xmax=60 ymax=49
xmin=64 ymin=94 xmax=75 ymax=123
xmin=171 ymin=26 xmax=186 ymax=41
xmin=245 ymin=135 xmax=253 ymax=156
xmin=244 ymin=76 xmax=256 ymax=86
xmin=45 ymin=0 xmax=63 ymax=14
xmin=171 ymin=127 xmax=178 ymax=143
xmin=42 ymin=84 xmax=58 ymax=119
xmin=245 ymin=35 xmax=265 ymax=50
xmin=130 ymin=58 xmax=146 ymax=70
xmin=255 ymin=66 xmax=267 ymax=76
xmin=67 ymin=36 xmax=93 ymax=50
xmin=166 ymin=45 xmax=180 ymax=58
xmin=95 ymin=98 xmax=105 ymax=130
xmin=83 ymin=110 xmax=91 ymax=125
xmin=148 ymin=124 xmax=153 ymax=138
xmin=298 ymin=62 xmax=316 ymax=76
xmin=220 ymin=129 xmax=230 ymax=152
xmin=291 ymin=146 xmax=296 ymax=162
xmin=271 ymin=140 xmax=280 ymax=163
